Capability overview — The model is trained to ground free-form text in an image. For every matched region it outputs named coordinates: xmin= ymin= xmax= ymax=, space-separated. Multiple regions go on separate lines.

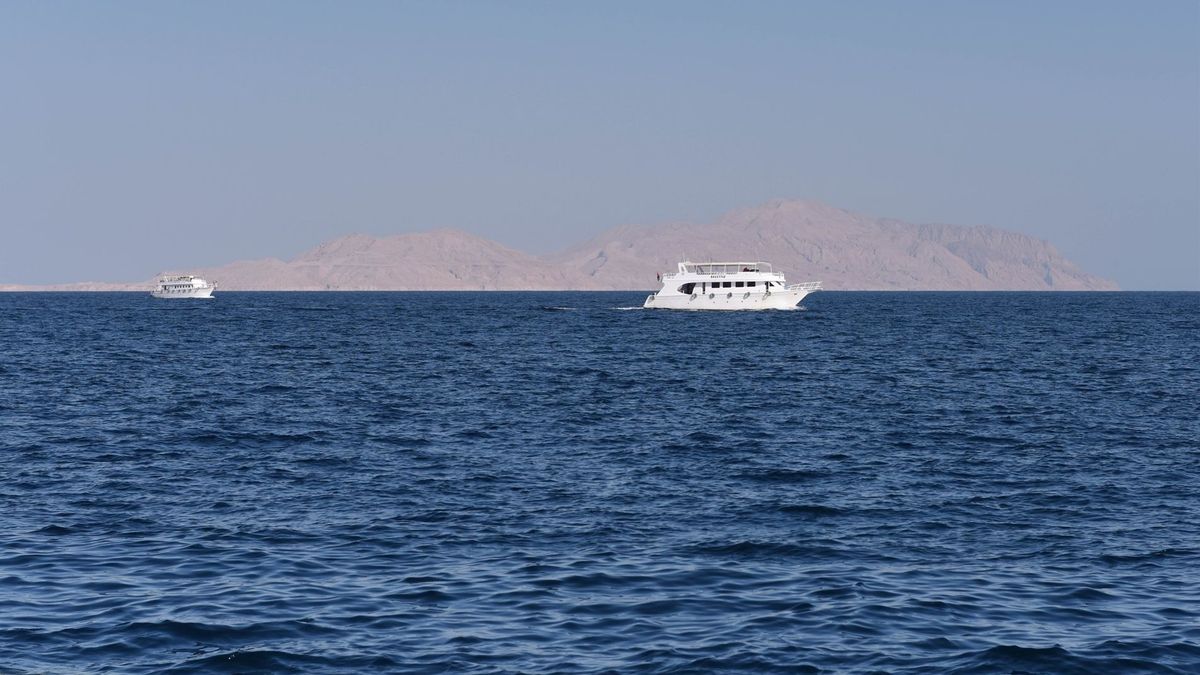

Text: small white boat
xmin=151 ymin=275 xmax=216 ymax=299
xmin=644 ymin=261 xmax=819 ymax=310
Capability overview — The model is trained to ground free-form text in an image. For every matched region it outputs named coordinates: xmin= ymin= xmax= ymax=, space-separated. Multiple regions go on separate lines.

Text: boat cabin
xmin=645 ymin=260 xmax=819 ymax=309
xmin=677 ymin=262 xmax=772 ymax=275
xmin=662 ymin=261 xmax=787 ymax=296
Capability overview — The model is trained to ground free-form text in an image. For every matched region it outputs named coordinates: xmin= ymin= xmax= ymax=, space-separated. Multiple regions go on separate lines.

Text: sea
xmin=1 ymin=291 xmax=1198 ymax=674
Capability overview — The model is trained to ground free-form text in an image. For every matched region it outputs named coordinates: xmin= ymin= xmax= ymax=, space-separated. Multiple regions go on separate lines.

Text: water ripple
xmin=0 ymin=291 xmax=1197 ymax=673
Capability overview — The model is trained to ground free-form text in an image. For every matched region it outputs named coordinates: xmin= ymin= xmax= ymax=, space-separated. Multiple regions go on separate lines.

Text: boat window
xmin=723 ymin=282 xmax=732 ymax=288
xmin=747 ymin=281 xmax=756 ymax=287
xmin=678 ymin=283 xmax=696 ymax=294
xmin=735 ymin=281 xmax=744 ymax=288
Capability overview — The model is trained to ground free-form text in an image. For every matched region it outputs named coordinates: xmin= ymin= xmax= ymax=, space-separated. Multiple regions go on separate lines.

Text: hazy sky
xmin=2 ymin=1 xmax=1197 ymax=288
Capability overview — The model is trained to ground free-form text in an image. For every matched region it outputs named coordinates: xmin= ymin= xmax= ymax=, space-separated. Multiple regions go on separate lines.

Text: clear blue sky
xmin=2 ymin=1 xmax=1197 ymax=288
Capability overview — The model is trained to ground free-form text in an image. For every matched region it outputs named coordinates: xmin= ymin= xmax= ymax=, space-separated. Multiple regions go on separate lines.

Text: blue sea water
xmin=1 ymin=291 xmax=1198 ymax=674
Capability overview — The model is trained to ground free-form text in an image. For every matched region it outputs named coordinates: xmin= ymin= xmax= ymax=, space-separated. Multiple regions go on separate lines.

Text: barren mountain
xmin=2 ymin=200 xmax=1117 ymax=291
xmin=554 ymin=200 xmax=1116 ymax=291
xmin=188 ymin=229 xmax=578 ymax=291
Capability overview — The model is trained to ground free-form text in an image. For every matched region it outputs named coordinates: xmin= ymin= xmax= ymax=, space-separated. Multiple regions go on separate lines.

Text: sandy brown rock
xmin=2 ymin=200 xmax=1117 ymax=291
xmin=555 ymin=200 xmax=1116 ymax=290
xmin=186 ymin=230 xmax=581 ymax=290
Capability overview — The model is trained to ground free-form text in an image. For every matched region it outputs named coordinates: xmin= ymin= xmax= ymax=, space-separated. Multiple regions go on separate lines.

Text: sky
xmin=1 ymin=1 xmax=1197 ymax=289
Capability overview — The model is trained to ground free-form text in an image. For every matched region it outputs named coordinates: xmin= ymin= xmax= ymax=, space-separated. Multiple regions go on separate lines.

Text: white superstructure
xmin=151 ymin=275 xmax=216 ymax=299
xmin=643 ymin=261 xmax=819 ymax=310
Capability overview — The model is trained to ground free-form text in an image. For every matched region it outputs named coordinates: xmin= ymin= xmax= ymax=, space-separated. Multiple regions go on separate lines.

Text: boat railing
xmin=786 ymin=281 xmax=822 ymax=292
xmin=660 ymin=271 xmax=786 ymax=282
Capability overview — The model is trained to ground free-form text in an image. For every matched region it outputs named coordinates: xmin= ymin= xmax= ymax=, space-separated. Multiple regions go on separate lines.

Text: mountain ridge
xmin=0 ymin=199 xmax=1118 ymax=291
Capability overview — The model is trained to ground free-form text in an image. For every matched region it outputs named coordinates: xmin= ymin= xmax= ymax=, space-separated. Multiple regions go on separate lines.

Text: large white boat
xmin=643 ymin=261 xmax=820 ymax=310
xmin=151 ymin=275 xmax=216 ymax=299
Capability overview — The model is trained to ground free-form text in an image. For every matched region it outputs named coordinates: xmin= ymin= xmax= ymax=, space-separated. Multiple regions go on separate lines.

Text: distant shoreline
xmin=0 ymin=200 xmax=1123 ymax=293
xmin=0 ymin=288 xmax=1164 ymax=293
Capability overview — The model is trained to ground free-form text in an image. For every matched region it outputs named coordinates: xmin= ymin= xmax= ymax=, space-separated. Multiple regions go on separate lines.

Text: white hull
xmin=151 ymin=286 xmax=214 ymax=299
xmin=644 ymin=288 xmax=813 ymax=310
xmin=644 ymin=261 xmax=819 ymax=310
xmin=152 ymin=274 xmax=216 ymax=298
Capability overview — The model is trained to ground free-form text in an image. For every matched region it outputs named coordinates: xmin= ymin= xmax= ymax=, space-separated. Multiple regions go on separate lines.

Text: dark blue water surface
xmin=2 ymin=291 xmax=1198 ymax=674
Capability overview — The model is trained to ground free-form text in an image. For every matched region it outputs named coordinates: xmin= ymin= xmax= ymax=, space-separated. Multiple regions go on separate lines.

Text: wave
xmin=776 ymin=503 xmax=848 ymax=517
xmin=1100 ymin=548 xmax=1197 ymax=565
xmin=161 ymin=648 xmax=391 ymax=674
xmin=944 ymin=644 xmax=1184 ymax=675
xmin=4 ymin=291 xmax=1199 ymax=673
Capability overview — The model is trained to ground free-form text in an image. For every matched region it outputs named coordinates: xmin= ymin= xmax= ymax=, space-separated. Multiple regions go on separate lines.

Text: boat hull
xmin=643 ymin=288 xmax=813 ymax=310
xmin=151 ymin=286 xmax=214 ymax=299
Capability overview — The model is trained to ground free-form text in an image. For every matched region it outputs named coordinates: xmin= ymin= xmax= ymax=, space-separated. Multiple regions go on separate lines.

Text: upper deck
xmin=679 ymin=261 xmax=771 ymax=274
xmin=156 ymin=275 xmax=211 ymax=289
xmin=662 ymin=261 xmax=784 ymax=282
